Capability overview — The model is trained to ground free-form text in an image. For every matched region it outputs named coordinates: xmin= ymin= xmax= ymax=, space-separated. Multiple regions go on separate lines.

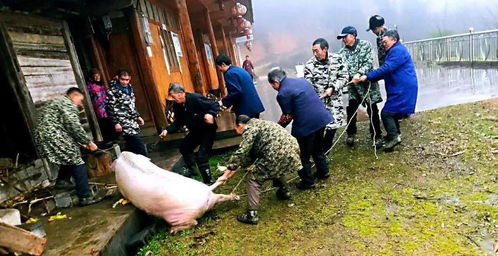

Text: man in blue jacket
xmin=215 ymin=54 xmax=265 ymax=118
xmin=268 ymin=68 xmax=333 ymax=189
xmin=355 ymin=30 xmax=418 ymax=152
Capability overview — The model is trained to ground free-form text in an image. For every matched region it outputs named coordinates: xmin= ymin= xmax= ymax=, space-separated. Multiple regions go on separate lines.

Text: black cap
xmin=367 ymin=15 xmax=384 ymax=31
xmin=337 ymin=26 xmax=357 ymax=39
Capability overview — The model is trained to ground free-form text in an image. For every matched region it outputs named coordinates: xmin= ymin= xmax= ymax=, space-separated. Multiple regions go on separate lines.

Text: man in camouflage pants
xmin=304 ymin=38 xmax=349 ymax=153
xmin=338 ymin=26 xmax=383 ymax=148
xmin=106 ymin=69 xmax=147 ymax=156
xmin=217 ymin=115 xmax=302 ymax=224
xmin=34 ymin=88 xmax=103 ymax=206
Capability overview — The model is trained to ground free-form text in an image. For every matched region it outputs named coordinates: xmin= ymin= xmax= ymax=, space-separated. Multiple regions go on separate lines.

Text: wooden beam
xmin=178 ymin=0 xmax=205 ymax=94
xmin=0 ymin=23 xmax=37 ymax=148
xmin=0 ymin=222 xmax=47 ymax=256
xmin=204 ymin=9 xmax=225 ymax=92
xmin=220 ymin=24 xmax=229 ymax=54
xmin=89 ymin=36 xmax=110 ymax=85
xmin=128 ymin=10 xmax=167 ymax=131
xmin=62 ymin=21 xmax=103 ymax=142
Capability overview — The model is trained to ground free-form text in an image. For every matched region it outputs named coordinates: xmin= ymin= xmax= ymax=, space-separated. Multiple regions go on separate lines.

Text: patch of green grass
xmin=139 ymin=101 xmax=497 ymax=255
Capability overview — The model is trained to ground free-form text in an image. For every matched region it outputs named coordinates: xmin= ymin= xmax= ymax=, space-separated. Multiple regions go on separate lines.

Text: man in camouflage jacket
xmin=106 ymin=70 xmax=147 ymax=156
xmin=304 ymin=38 xmax=349 ymax=152
xmin=338 ymin=26 xmax=383 ymax=147
xmin=218 ymin=116 xmax=302 ymax=224
xmin=34 ymin=88 xmax=102 ymax=205
xmin=366 ymin=15 xmax=388 ymax=66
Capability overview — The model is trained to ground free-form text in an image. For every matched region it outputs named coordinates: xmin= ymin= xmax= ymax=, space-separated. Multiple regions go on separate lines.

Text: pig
xmin=113 ymin=151 xmax=239 ymax=234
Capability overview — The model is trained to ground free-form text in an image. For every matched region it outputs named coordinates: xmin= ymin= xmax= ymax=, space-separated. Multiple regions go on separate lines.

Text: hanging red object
xmin=231 ymin=2 xmax=247 ymax=17
xmin=239 ymin=19 xmax=251 ymax=30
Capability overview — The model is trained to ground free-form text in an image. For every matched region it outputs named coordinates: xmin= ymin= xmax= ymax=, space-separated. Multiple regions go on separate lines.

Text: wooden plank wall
xmin=6 ymin=22 xmax=77 ymax=107
xmin=1 ymin=14 xmax=94 ymax=137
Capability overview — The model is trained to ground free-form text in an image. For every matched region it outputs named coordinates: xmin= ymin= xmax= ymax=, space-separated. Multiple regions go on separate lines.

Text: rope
xmin=230 ymin=81 xmax=376 ymax=196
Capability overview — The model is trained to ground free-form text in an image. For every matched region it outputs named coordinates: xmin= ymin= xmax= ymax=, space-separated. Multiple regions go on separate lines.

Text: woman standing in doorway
xmin=86 ymin=68 xmax=115 ymax=148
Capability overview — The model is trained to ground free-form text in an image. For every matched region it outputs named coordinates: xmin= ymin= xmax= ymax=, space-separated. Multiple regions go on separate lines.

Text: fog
xmin=247 ymin=0 xmax=498 ymax=70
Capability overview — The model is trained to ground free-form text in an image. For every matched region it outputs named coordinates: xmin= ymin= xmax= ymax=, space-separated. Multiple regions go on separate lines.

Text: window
xmin=159 ymin=28 xmax=180 ymax=72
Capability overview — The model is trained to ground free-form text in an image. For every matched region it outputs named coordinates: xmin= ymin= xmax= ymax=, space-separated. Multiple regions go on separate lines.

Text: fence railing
xmin=404 ymin=29 xmax=498 ymax=63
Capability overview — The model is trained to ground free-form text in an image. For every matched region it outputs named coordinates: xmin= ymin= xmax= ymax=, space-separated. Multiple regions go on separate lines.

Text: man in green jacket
xmin=338 ymin=26 xmax=383 ymax=148
xmin=217 ymin=115 xmax=302 ymax=224
xmin=34 ymin=87 xmax=102 ymax=206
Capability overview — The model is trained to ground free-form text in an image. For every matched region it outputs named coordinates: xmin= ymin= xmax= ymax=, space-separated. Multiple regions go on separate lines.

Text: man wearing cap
xmin=304 ymin=38 xmax=349 ymax=153
xmin=354 ymin=30 xmax=418 ymax=152
xmin=338 ymin=26 xmax=383 ymax=148
xmin=367 ymin=15 xmax=388 ymax=66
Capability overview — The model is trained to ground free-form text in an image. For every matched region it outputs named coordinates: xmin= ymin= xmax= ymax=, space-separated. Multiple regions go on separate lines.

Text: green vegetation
xmin=138 ymin=100 xmax=498 ymax=255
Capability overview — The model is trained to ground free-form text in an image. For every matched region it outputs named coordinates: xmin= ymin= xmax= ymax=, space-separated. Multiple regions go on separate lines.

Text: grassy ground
xmin=138 ymin=100 xmax=498 ymax=256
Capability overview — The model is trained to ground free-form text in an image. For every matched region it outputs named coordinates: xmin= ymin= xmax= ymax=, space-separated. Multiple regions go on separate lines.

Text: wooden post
xmin=220 ymin=25 xmax=229 ymax=55
xmin=89 ymin=36 xmax=110 ymax=86
xmin=62 ymin=21 xmax=103 ymax=142
xmin=128 ymin=9 xmax=167 ymax=131
xmin=227 ymin=31 xmax=238 ymax=66
xmin=204 ymin=9 xmax=225 ymax=93
xmin=0 ymin=23 xmax=37 ymax=140
xmin=178 ymin=0 xmax=205 ymax=94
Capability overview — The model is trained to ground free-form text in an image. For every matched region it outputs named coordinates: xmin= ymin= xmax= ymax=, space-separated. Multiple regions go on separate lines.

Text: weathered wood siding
xmin=5 ymin=18 xmax=78 ymax=107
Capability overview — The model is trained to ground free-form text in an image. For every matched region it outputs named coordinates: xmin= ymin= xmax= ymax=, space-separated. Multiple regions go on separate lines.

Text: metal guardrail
xmin=404 ymin=29 xmax=498 ymax=63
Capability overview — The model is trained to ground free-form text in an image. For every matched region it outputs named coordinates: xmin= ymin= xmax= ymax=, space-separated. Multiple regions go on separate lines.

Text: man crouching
xmin=217 ymin=115 xmax=302 ymax=224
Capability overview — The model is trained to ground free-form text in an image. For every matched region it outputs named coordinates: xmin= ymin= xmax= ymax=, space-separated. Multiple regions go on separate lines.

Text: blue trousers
xmin=58 ymin=164 xmax=91 ymax=198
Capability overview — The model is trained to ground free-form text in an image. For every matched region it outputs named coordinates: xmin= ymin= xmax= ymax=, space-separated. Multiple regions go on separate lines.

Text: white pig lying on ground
xmin=113 ymin=151 xmax=239 ymax=234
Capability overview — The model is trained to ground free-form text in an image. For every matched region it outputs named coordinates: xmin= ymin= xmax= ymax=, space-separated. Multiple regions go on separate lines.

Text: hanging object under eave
xmin=245 ymin=40 xmax=253 ymax=51
xmin=231 ymin=2 xmax=247 ymax=17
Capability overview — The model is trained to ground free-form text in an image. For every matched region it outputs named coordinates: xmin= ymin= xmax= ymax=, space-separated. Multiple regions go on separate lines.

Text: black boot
xmin=237 ymin=210 xmax=259 ymax=224
xmin=276 ymin=186 xmax=291 ymax=200
xmin=199 ymin=168 xmax=213 ymax=185
xmin=182 ymin=154 xmax=199 ymax=178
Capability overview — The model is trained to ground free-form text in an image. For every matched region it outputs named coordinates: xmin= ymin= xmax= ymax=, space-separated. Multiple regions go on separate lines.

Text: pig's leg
xmin=213 ymin=193 xmax=240 ymax=204
xmin=169 ymin=219 xmax=198 ymax=235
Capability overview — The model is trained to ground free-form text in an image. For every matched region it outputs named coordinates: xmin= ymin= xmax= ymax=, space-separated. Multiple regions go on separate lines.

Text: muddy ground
xmin=138 ymin=99 xmax=498 ymax=256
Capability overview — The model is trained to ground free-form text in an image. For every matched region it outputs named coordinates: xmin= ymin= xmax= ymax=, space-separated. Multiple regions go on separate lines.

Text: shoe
xmin=54 ymin=180 xmax=75 ymax=190
xmin=237 ymin=210 xmax=259 ymax=224
xmin=373 ymin=137 xmax=384 ymax=149
xmin=315 ymin=172 xmax=330 ymax=180
xmin=296 ymin=182 xmax=316 ymax=190
xmin=79 ymin=195 xmax=104 ymax=206
xmin=276 ymin=187 xmax=291 ymax=200
xmin=346 ymin=134 xmax=355 ymax=147
xmin=200 ymin=168 xmax=213 ymax=185
xmin=383 ymin=136 xmax=401 ymax=152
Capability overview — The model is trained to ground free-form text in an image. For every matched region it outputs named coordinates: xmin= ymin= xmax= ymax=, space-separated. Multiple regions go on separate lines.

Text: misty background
xmin=245 ymin=0 xmax=498 ymax=71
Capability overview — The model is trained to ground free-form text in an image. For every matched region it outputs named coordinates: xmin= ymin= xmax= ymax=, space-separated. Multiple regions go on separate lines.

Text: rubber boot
xmin=182 ymin=154 xmax=199 ymax=178
xmin=237 ymin=210 xmax=259 ymax=224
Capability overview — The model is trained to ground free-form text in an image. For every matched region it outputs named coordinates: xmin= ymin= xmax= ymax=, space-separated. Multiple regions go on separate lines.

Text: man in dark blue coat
xmin=268 ymin=68 xmax=333 ymax=189
xmin=356 ymin=30 xmax=418 ymax=152
xmin=215 ymin=54 xmax=265 ymax=118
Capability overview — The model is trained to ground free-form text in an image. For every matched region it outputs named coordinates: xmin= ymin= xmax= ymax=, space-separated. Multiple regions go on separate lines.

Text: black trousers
xmin=124 ymin=134 xmax=148 ymax=156
xmin=58 ymin=164 xmax=91 ymax=198
xmin=381 ymin=112 xmax=409 ymax=140
xmin=179 ymin=126 xmax=216 ymax=182
xmin=97 ymin=117 xmax=116 ymax=144
xmin=297 ymin=127 xmax=329 ymax=185
xmin=323 ymin=128 xmax=337 ymax=154
xmin=346 ymin=99 xmax=382 ymax=139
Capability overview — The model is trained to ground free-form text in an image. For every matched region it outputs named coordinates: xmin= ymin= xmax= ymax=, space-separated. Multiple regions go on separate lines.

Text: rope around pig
xmin=230 ymin=81 xmax=377 ymax=197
